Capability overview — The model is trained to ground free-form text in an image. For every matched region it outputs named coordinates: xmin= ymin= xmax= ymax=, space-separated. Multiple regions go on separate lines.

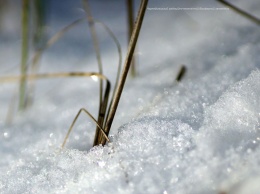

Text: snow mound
xmin=1 ymin=71 xmax=260 ymax=194
xmin=0 ymin=118 xmax=194 ymax=194
xmin=197 ymin=70 xmax=260 ymax=156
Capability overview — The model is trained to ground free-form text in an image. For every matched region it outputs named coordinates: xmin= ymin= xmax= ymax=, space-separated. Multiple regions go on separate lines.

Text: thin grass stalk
xmin=127 ymin=0 xmax=136 ymax=77
xmin=0 ymin=72 xmax=109 ymax=83
xmin=19 ymin=0 xmax=30 ymax=110
xmin=28 ymin=0 xmax=47 ymax=107
xmin=61 ymin=108 xmax=110 ymax=149
xmin=82 ymin=1 xmax=103 ymax=109
xmin=32 ymin=0 xmax=46 ymax=50
xmin=217 ymin=0 xmax=260 ymax=25
xmin=95 ymin=20 xmax=122 ymax=126
xmin=94 ymin=76 xmax=111 ymax=145
xmin=176 ymin=65 xmax=186 ymax=82
xmin=98 ymin=0 xmax=149 ymax=146
xmin=82 ymin=0 xmax=105 ymax=145
xmin=92 ymin=20 xmax=123 ymax=145
xmin=82 ymin=0 xmax=103 ymax=79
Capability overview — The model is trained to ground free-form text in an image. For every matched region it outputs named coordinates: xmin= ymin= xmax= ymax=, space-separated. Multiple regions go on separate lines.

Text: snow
xmin=0 ymin=0 xmax=260 ymax=193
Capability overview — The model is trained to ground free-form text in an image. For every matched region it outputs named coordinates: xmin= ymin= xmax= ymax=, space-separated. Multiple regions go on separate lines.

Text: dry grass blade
xmin=19 ymin=0 xmax=30 ymax=110
xmin=32 ymin=0 xmax=46 ymax=50
xmin=61 ymin=108 xmax=109 ymax=149
xmin=92 ymin=20 xmax=123 ymax=145
xmin=82 ymin=0 xmax=104 ymax=146
xmin=29 ymin=1 xmax=50 ymax=106
xmin=0 ymin=72 xmax=109 ymax=83
xmin=94 ymin=20 xmax=122 ymax=107
xmin=98 ymin=0 xmax=149 ymax=146
xmin=93 ymin=71 xmax=111 ymax=146
xmin=217 ymin=0 xmax=260 ymax=25
xmin=176 ymin=65 xmax=186 ymax=82
xmin=82 ymin=0 xmax=103 ymax=80
xmin=127 ymin=0 xmax=136 ymax=77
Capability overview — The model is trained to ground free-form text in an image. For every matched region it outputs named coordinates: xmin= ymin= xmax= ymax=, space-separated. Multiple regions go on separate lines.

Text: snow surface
xmin=0 ymin=0 xmax=260 ymax=193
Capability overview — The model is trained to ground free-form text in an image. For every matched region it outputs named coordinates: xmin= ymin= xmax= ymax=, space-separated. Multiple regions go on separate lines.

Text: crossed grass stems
xmin=1 ymin=0 xmax=258 ymax=149
xmin=61 ymin=0 xmax=258 ymax=148
xmin=1 ymin=0 xmax=150 ymax=148
xmin=57 ymin=0 xmax=260 ymax=148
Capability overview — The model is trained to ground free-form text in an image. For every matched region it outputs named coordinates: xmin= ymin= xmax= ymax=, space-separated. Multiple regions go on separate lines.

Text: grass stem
xmin=100 ymin=0 xmax=149 ymax=145
xmin=127 ymin=0 xmax=136 ymax=77
xmin=19 ymin=0 xmax=30 ymax=110
xmin=176 ymin=65 xmax=186 ymax=82
xmin=82 ymin=0 xmax=103 ymax=108
xmin=82 ymin=0 xmax=105 ymax=145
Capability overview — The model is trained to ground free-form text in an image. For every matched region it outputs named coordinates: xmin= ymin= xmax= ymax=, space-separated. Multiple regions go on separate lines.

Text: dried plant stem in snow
xmin=19 ymin=0 xmax=30 ymax=110
xmin=99 ymin=0 xmax=149 ymax=146
xmin=127 ymin=0 xmax=136 ymax=77
xmin=176 ymin=65 xmax=186 ymax=82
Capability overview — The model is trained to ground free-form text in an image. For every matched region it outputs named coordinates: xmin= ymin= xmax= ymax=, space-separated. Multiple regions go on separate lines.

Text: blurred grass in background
xmin=20 ymin=0 xmax=47 ymax=110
